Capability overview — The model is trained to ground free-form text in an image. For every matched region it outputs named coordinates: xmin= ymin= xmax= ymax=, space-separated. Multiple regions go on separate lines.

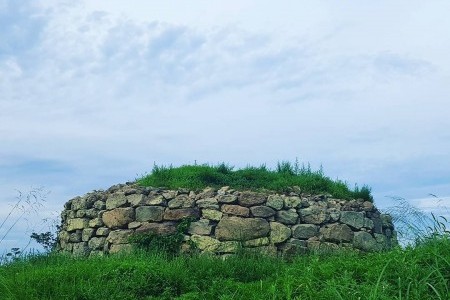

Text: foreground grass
xmin=1 ymin=237 xmax=448 ymax=300
xmin=137 ymin=162 xmax=373 ymax=201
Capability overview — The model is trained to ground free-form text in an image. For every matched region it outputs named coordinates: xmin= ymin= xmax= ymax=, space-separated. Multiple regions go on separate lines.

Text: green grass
xmin=0 ymin=236 xmax=449 ymax=299
xmin=136 ymin=161 xmax=373 ymax=201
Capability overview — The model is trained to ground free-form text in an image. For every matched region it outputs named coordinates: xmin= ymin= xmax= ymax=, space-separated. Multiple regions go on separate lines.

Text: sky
xmin=1 ymin=0 xmax=450 ymax=253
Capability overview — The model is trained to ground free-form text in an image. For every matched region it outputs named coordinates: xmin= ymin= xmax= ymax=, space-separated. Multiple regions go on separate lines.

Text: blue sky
xmin=1 ymin=0 xmax=450 ymax=252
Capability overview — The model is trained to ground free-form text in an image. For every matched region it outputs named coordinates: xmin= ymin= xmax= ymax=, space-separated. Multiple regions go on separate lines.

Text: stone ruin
xmin=57 ymin=182 xmax=397 ymax=257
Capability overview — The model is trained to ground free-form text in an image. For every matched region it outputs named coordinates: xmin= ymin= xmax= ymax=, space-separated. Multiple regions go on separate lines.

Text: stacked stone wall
xmin=57 ymin=183 xmax=397 ymax=256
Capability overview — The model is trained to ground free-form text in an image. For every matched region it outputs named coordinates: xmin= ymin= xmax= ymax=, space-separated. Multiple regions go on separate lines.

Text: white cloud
xmin=1 ymin=0 xmax=450 ymax=251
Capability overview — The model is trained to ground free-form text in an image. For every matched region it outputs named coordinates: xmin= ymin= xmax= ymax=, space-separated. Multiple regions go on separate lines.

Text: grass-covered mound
xmin=137 ymin=161 xmax=373 ymax=201
xmin=1 ymin=236 xmax=448 ymax=299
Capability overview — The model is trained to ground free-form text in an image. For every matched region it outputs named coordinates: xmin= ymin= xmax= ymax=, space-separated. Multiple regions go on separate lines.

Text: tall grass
xmin=0 ymin=235 xmax=448 ymax=299
xmin=136 ymin=161 xmax=373 ymax=201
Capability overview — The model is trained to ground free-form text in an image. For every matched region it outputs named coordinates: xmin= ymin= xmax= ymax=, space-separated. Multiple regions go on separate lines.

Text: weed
xmin=136 ymin=160 xmax=373 ymax=201
xmin=128 ymin=217 xmax=196 ymax=256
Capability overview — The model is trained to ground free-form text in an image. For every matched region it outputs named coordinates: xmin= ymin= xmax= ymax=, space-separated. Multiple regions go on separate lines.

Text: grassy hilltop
xmin=137 ymin=161 xmax=373 ymax=201
xmin=1 ymin=161 xmax=449 ymax=299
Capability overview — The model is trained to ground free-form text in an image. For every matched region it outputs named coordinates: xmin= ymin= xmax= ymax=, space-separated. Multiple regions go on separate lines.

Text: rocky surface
xmin=57 ymin=183 xmax=397 ymax=257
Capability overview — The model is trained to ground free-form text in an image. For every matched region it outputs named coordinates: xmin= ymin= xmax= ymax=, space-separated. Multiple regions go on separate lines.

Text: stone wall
xmin=57 ymin=182 xmax=397 ymax=257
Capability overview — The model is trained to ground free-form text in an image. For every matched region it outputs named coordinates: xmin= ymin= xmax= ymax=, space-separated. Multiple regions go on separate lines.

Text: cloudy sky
xmin=1 ymin=0 xmax=450 ymax=252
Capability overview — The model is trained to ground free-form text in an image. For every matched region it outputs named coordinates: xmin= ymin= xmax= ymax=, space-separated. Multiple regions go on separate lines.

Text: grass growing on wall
xmin=0 ymin=235 xmax=448 ymax=299
xmin=136 ymin=161 xmax=373 ymax=201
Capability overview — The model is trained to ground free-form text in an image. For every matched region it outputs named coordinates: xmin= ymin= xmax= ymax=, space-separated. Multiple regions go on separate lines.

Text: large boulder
xmin=215 ymin=216 xmax=270 ymax=241
xmin=292 ymin=224 xmax=319 ymax=239
xmin=135 ymin=222 xmax=177 ymax=235
xmin=276 ymin=209 xmax=298 ymax=225
xmin=135 ymin=206 xmax=164 ymax=222
xmin=266 ymin=195 xmax=284 ymax=210
xmin=320 ymin=223 xmax=354 ymax=243
xmin=67 ymin=218 xmax=89 ymax=232
xmin=340 ymin=211 xmax=365 ymax=229
xmin=269 ymin=222 xmax=291 ymax=244
xmin=299 ymin=207 xmax=330 ymax=224
xmin=106 ymin=193 xmax=127 ymax=209
xmin=250 ymin=206 xmax=276 ymax=218
xmin=353 ymin=231 xmax=380 ymax=251
xmin=238 ymin=192 xmax=266 ymax=207
xmin=221 ymin=204 xmax=250 ymax=217
xmin=164 ymin=208 xmax=200 ymax=220
xmin=102 ymin=208 xmax=135 ymax=229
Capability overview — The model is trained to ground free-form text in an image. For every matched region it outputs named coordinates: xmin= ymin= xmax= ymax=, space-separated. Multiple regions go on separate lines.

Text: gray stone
xmin=215 ymin=216 xmax=270 ymax=241
xmin=292 ymin=224 xmax=319 ymax=239
xmin=190 ymin=235 xmax=221 ymax=252
xmin=372 ymin=218 xmax=383 ymax=234
xmin=217 ymin=186 xmax=231 ymax=195
xmin=363 ymin=218 xmax=374 ymax=229
xmin=195 ymin=198 xmax=219 ymax=209
xmin=284 ymin=196 xmax=301 ymax=209
xmin=88 ymin=237 xmax=106 ymax=250
xmin=76 ymin=210 xmax=86 ymax=218
xmin=328 ymin=208 xmax=340 ymax=222
xmin=280 ymin=242 xmax=308 ymax=258
xmin=196 ymin=187 xmax=217 ymax=199
xmin=82 ymin=228 xmax=95 ymax=242
xmin=168 ymin=195 xmax=195 ymax=208
xmin=287 ymin=238 xmax=307 ymax=247
xmin=85 ymin=208 xmax=98 ymax=219
xmin=64 ymin=199 xmax=73 ymax=210
xmin=221 ymin=204 xmax=250 ymax=217
xmin=362 ymin=201 xmax=374 ymax=211
xmin=188 ymin=219 xmax=212 ymax=235
xmin=202 ymin=209 xmax=222 ymax=221
xmin=67 ymin=218 xmax=89 ymax=232
xmin=307 ymin=241 xmax=339 ymax=253
xmin=190 ymin=235 xmax=239 ymax=253
xmin=135 ymin=206 xmax=164 ymax=222
xmin=269 ymin=222 xmax=291 ymax=244
xmin=107 ymin=230 xmax=133 ymax=244
xmin=217 ymin=194 xmax=237 ymax=203
xmin=353 ymin=231 xmax=380 ymax=252
xmin=238 ymin=192 xmax=266 ymax=207
xmin=96 ymin=227 xmax=110 ymax=236
xmin=164 ymin=208 xmax=200 ymax=220
xmin=243 ymin=237 xmax=270 ymax=247
xmin=89 ymin=217 xmax=104 ymax=228
xmin=102 ymin=208 xmax=135 ymax=229
xmin=374 ymin=233 xmax=387 ymax=249
xmin=340 ymin=211 xmax=365 ymax=229
xmin=162 ymin=191 xmax=176 ymax=200
xmin=250 ymin=206 xmax=276 ymax=218
xmin=128 ymin=221 xmax=142 ymax=229
xmin=299 ymin=207 xmax=330 ymax=224
xmin=93 ymin=200 xmax=106 ymax=210
xmin=69 ymin=231 xmax=82 ymax=242
xmin=381 ymin=214 xmax=394 ymax=228
xmin=146 ymin=195 xmax=166 ymax=206
xmin=106 ymin=193 xmax=127 ymax=209
xmin=135 ymin=222 xmax=177 ymax=235
xmin=320 ymin=224 xmax=354 ymax=243
xmin=58 ymin=231 xmax=70 ymax=242
xmin=71 ymin=197 xmax=90 ymax=210
xmin=72 ymin=242 xmax=89 ymax=256
xmin=266 ymin=195 xmax=284 ymax=210
xmin=127 ymin=194 xmax=144 ymax=206
xmin=276 ymin=209 xmax=298 ymax=225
